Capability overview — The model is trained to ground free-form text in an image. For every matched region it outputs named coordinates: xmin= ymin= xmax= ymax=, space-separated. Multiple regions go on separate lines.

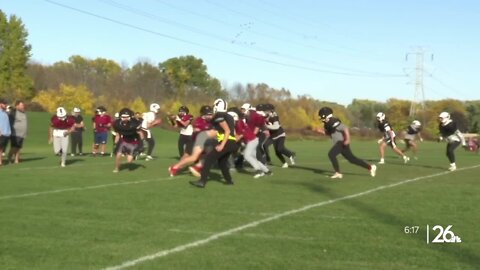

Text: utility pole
xmin=406 ymin=47 xmax=432 ymax=117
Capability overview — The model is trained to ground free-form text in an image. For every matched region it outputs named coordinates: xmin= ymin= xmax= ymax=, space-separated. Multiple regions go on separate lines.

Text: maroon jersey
xmin=235 ymin=120 xmax=256 ymax=143
xmin=176 ymin=114 xmax=194 ymax=127
xmin=245 ymin=111 xmax=266 ymax=134
xmin=192 ymin=116 xmax=213 ymax=140
xmin=93 ymin=114 xmax=112 ymax=132
xmin=51 ymin=115 xmax=75 ymax=129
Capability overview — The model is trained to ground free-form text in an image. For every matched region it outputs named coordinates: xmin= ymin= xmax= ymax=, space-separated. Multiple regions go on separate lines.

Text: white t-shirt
xmin=141 ymin=111 xmax=156 ymax=130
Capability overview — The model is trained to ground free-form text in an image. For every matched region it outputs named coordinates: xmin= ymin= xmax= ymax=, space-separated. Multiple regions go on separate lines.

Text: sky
xmin=2 ymin=0 xmax=480 ymax=105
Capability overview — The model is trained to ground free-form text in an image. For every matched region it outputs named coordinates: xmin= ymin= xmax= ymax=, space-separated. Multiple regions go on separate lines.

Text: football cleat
xmin=448 ymin=164 xmax=457 ymax=171
xmin=168 ymin=166 xmax=178 ymax=177
xmin=331 ymin=172 xmax=343 ymax=179
xmin=289 ymin=154 xmax=296 ymax=165
xmin=403 ymin=156 xmax=410 ymax=164
xmin=189 ymin=165 xmax=202 ymax=177
xmin=378 ymin=159 xmax=385 ymax=164
xmin=282 ymin=163 xmax=289 ymax=168
xmin=189 ymin=180 xmax=206 ymax=188
xmin=253 ymin=172 xmax=265 ymax=179
xmin=370 ymin=165 xmax=377 ymax=177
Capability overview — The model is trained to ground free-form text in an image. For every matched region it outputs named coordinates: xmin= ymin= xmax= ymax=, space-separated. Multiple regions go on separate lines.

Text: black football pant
xmin=256 ymin=133 xmax=271 ymax=164
xmin=328 ymin=142 xmax=370 ymax=172
xmin=446 ymin=141 xmax=461 ymax=163
xmin=145 ymin=137 xmax=155 ymax=156
xmin=273 ymin=137 xmax=294 ymax=164
xmin=178 ymin=134 xmax=192 ymax=157
xmin=70 ymin=131 xmax=83 ymax=154
xmin=199 ymin=140 xmax=238 ymax=184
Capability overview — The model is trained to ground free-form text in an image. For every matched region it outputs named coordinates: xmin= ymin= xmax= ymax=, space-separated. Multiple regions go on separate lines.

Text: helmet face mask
xmin=56 ymin=107 xmax=67 ymax=119
xmin=318 ymin=107 xmax=333 ymax=122
xmin=119 ymin=108 xmax=133 ymax=121
xmin=150 ymin=103 xmax=160 ymax=113
xmin=412 ymin=120 xmax=421 ymax=127
xmin=376 ymin=112 xmax=385 ymax=122
xmin=438 ymin=112 xmax=450 ymax=124
xmin=178 ymin=105 xmax=189 ymax=115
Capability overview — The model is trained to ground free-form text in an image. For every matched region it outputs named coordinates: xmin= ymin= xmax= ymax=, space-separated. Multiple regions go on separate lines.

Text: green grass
xmin=1 ymin=112 xmax=479 ymax=269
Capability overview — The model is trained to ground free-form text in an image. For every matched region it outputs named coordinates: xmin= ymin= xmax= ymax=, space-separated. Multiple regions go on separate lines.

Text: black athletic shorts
xmin=10 ymin=136 xmax=24 ymax=148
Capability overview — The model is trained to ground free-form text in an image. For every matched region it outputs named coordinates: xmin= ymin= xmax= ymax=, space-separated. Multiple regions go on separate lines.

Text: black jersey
xmin=266 ymin=112 xmax=285 ymax=139
xmin=377 ymin=120 xmax=394 ymax=140
xmin=324 ymin=117 xmax=342 ymax=136
xmin=113 ymin=118 xmax=142 ymax=143
xmin=439 ymin=120 xmax=457 ymax=137
xmin=406 ymin=124 xmax=421 ymax=135
xmin=212 ymin=112 xmax=235 ymax=136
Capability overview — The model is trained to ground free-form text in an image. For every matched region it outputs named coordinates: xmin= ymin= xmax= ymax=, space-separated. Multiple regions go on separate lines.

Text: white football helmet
xmin=73 ymin=107 xmax=81 ymax=113
xmin=376 ymin=112 xmax=385 ymax=122
xmin=56 ymin=107 xmax=67 ymax=118
xmin=412 ymin=120 xmax=421 ymax=127
xmin=241 ymin=103 xmax=252 ymax=111
xmin=213 ymin=98 xmax=228 ymax=113
xmin=150 ymin=103 xmax=160 ymax=113
xmin=227 ymin=111 xmax=239 ymax=121
xmin=438 ymin=112 xmax=450 ymax=124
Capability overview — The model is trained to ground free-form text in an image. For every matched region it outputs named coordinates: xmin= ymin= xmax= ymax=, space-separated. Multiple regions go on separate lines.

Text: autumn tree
xmin=160 ymin=55 xmax=225 ymax=101
xmin=33 ymin=84 xmax=95 ymax=115
xmin=0 ymin=10 xmax=33 ymax=100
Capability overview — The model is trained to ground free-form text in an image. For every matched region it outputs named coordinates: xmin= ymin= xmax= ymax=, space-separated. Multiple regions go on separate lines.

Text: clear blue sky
xmin=2 ymin=0 xmax=479 ymax=105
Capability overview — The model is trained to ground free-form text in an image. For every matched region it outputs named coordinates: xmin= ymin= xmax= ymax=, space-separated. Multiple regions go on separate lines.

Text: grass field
xmin=1 ymin=112 xmax=479 ymax=270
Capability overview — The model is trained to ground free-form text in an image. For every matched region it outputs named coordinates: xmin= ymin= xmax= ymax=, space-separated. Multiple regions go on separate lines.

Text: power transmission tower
xmin=406 ymin=47 xmax=432 ymax=117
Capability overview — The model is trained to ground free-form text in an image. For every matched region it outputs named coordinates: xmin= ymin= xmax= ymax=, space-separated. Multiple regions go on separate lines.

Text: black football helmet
xmin=119 ymin=108 xmax=134 ymax=119
xmin=200 ymin=105 xmax=213 ymax=115
xmin=318 ymin=107 xmax=333 ymax=122
xmin=179 ymin=105 xmax=189 ymax=114
xmin=264 ymin=103 xmax=275 ymax=111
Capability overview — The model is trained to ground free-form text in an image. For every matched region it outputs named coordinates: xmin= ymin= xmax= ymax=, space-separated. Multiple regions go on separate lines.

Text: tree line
xmin=2 ymin=10 xmax=479 ymax=140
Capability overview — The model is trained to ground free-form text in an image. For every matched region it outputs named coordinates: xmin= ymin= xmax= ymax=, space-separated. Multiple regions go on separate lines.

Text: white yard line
xmin=103 ymin=164 xmax=480 ymax=270
xmin=169 ymin=229 xmax=316 ymax=241
xmin=0 ymin=177 xmax=177 ymax=200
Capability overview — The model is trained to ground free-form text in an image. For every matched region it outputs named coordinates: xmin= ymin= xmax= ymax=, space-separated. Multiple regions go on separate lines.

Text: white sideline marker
xmin=103 ymin=164 xmax=480 ymax=270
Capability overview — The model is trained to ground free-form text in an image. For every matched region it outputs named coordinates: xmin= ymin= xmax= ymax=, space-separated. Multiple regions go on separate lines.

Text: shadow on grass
xmin=17 ymin=156 xmax=46 ymax=163
xmin=65 ymin=158 xmax=84 ymax=165
xmin=118 ymin=163 xmax=146 ymax=172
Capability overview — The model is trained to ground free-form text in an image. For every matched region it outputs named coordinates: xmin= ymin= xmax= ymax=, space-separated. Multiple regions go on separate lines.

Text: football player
xmin=70 ymin=107 xmax=85 ymax=156
xmin=376 ymin=112 xmax=410 ymax=164
xmin=190 ymin=99 xmax=238 ymax=188
xmin=169 ymin=105 xmax=216 ymax=177
xmin=254 ymin=103 xmax=272 ymax=165
xmin=169 ymin=106 xmax=194 ymax=158
xmin=438 ymin=112 xmax=466 ymax=171
xmin=315 ymin=107 xmax=376 ymax=179
xmin=402 ymin=120 xmax=423 ymax=159
xmin=112 ymin=108 xmax=144 ymax=173
xmin=140 ymin=103 xmax=162 ymax=160
xmin=230 ymin=110 xmax=272 ymax=178
xmin=264 ymin=104 xmax=296 ymax=168
xmin=92 ymin=106 xmax=112 ymax=156
xmin=49 ymin=107 xmax=76 ymax=167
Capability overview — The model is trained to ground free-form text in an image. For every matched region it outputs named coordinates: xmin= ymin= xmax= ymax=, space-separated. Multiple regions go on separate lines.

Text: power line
xmin=44 ymin=0 xmax=405 ymax=78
